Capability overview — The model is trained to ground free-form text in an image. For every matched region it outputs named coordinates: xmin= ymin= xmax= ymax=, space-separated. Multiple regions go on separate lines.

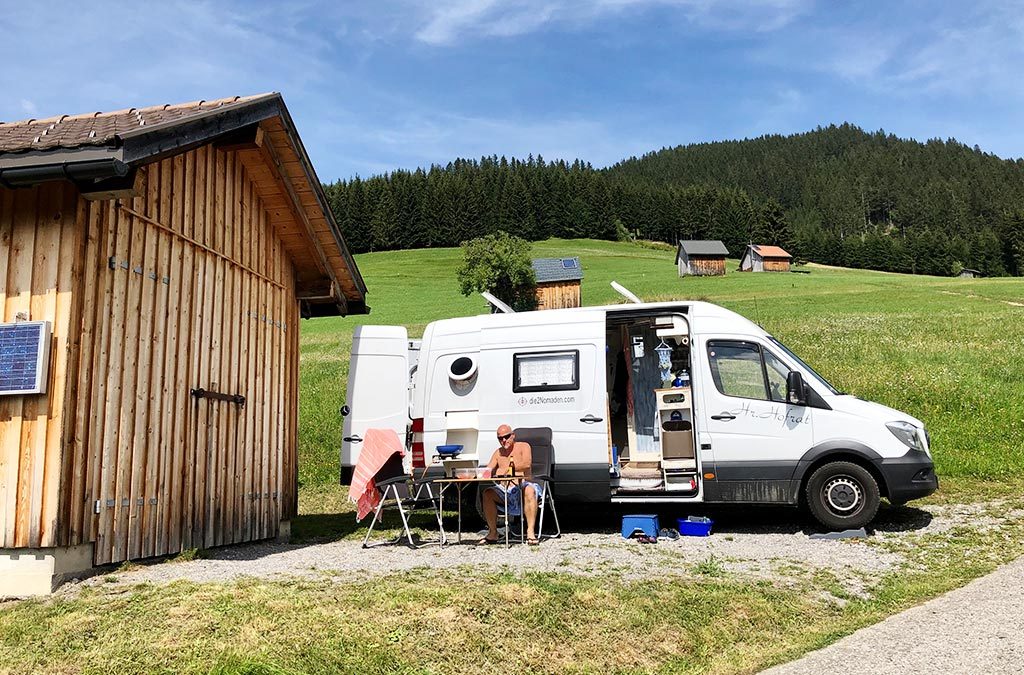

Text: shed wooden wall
xmin=536 ymin=281 xmax=581 ymax=310
xmin=1 ymin=143 xmax=302 ymax=566
xmin=763 ymin=258 xmax=791 ymax=272
xmin=0 ymin=183 xmax=79 ymax=550
xmin=680 ymin=256 xmax=725 ymax=276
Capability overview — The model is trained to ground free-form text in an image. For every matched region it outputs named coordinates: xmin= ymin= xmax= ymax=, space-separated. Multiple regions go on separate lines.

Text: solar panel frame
xmin=0 ymin=320 xmax=52 ymax=396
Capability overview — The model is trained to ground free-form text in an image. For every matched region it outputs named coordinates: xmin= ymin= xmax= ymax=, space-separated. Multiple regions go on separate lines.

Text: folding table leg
xmin=361 ymin=492 xmax=388 ymax=548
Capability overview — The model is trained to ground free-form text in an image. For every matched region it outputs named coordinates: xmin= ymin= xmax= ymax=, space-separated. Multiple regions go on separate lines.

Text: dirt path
xmin=59 ymin=498 xmax=1015 ymax=601
xmin=761 ymin=555 xmax=1024 ymax=674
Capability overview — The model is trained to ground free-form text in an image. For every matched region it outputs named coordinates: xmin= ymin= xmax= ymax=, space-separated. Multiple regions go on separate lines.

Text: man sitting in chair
xmin=479 ymin=424 xmax=542 ymax=545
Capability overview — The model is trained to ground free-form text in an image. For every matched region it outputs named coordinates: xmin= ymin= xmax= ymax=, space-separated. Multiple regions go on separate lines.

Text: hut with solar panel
xmin=0 ymin=93 xmax=367 ymax=596
xmin=531 ymin=256 xmax=583 ymax=310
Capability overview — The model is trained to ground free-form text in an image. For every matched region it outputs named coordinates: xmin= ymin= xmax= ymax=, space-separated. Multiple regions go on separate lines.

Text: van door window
xmin=707 ymin=342 xmax=768 ymax=400
xmin=763 ymin=350 xmax=790 ymax=403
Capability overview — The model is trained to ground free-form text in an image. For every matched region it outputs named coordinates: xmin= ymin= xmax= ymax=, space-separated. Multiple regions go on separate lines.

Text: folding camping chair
xmin=361 ymin=453 xmax=445 ymax=548
xmin=511 ymin=427 xmax=562 ymax=540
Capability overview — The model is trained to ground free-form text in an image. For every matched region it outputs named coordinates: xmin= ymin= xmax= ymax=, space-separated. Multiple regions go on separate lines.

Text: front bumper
xmin=875 ymin=448 xmax=939 ymax=504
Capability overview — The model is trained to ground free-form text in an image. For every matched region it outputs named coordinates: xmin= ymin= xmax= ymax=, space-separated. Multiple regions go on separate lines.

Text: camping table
xmin=432 ymin=475 xmax=524 ymax=548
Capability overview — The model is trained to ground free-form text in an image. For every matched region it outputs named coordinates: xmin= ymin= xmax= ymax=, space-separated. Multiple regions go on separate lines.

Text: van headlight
xmin=887 ymin=421 xmax=926 ymax=455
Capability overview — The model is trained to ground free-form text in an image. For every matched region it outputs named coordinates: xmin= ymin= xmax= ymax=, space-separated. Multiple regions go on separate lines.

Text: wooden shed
xmin=675 ymin=240 xmax=729 ymax=276
xmin=740 ymin=244 xmax=792 ymax=272
xmin=532 ymin=257 xmax=582 ymax=309
xmin=959 ymin=268 xmax=981 ymax=278
xmin=0 ymin=93 xmax=366 ymax=595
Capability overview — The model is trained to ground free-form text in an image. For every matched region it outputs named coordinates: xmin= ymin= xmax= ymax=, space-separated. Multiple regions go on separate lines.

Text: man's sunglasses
xmin=497 ymin=433 xmax=513 ymax=441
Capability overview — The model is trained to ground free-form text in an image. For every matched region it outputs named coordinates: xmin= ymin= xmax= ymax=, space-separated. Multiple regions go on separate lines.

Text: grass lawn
xmin=3 ymin=238 xmax=1023 ymax=674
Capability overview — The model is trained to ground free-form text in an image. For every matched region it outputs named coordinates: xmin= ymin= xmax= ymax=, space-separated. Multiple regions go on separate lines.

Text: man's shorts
xmin=487 ymin=481 xmax=543 ymax=517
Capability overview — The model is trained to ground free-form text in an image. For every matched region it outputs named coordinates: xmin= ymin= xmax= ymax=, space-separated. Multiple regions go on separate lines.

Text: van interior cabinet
xmin=607 ymin=314 xmax=700 ymax=496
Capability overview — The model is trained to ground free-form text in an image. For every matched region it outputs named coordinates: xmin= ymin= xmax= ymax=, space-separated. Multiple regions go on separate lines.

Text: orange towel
xmin=350 ymin=428 xmax=406 ymax=520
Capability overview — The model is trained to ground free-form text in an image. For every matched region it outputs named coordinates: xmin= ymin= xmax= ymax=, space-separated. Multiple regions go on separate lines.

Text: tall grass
xmin=298 ymin=238 xmax=1024 ymax=488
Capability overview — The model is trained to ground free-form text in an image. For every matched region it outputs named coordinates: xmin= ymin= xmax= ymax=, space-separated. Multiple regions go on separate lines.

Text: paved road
xmin=762 ymin=556 xmax=1024 ymax=674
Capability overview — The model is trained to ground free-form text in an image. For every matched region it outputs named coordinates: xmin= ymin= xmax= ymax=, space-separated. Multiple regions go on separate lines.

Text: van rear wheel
xmin=805 ymin=461 xmax=879 ymax=530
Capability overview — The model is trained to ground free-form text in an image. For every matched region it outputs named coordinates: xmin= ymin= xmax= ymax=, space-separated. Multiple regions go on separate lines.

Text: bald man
xmin=479 ymin=424 xmax=542 ymax=545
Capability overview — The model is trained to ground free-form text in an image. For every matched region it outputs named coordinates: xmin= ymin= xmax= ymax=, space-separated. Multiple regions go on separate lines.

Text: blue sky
xmin=2 ymin=1 xmax=1023 ymax=182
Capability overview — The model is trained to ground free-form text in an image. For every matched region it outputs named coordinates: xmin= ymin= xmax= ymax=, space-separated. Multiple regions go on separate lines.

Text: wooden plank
xmin=117 ymin=164 xmax=155 ymax=559
xmin=20 ymin=184 xmax=58 ymax=549
xmin=204 ymin=149 xmax=226 ymax=549
xmin=95 ymin=199 xmax=131 ymax=564
xmin=41 ymin=184 xmax=79 ymax=547
xmin=0 ymin=187 xmax=22 ymax=548
xmin=166 ymin=149 xmax=194 ymax=554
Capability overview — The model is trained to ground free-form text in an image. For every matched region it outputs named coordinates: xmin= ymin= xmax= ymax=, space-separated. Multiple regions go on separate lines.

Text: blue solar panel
xmin=0 ymin=322 xmax=49 ymax=395
xmin=561 ymin=258 xmax=578 ymax=269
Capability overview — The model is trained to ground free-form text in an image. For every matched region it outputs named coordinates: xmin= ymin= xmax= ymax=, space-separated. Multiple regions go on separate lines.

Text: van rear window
xmin=513 ymin=350 xmax=579 ymax=393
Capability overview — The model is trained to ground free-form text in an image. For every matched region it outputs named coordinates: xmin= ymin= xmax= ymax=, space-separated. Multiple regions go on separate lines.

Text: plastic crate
xmin=622 ymin=514 xmax=659 ymax=539
xmin=677 ymin=516 xmax=713 ymax=537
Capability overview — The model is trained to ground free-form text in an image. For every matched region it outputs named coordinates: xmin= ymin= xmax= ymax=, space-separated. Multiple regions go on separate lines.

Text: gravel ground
xmin=760 ymin=555 xmax=1024 ymax=674
xmin=59 ymin=498 xmax=1012 ymax=598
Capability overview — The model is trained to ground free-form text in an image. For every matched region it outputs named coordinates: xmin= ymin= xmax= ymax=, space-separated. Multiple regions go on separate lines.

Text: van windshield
xmin=767 ymin=336 xmax=841 ymax=395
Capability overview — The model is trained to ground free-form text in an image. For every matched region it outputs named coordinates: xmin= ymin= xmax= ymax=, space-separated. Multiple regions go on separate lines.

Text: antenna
xmin=481 ymin=292 xmax=515 ymax=314
xmin=611 ymin=281 xmax=642 ymax=304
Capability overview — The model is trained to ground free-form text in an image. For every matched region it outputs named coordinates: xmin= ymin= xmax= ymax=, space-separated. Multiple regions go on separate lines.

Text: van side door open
xmin=699 ymin=337 xmax=813 ymax=503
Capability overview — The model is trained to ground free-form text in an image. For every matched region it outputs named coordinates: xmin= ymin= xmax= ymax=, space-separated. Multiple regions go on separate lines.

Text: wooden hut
xmin=532 ymin=257 xmax=582 ymax=309
xmin=740 ymin=244 xmax=792 ymax=272
xmin=0 ymin=93 xmax=366 ymax=595
xmin=959 ymin=268 xmax=981 ymax=278
xmin=675 ymin=240 xmax=729 ymax=276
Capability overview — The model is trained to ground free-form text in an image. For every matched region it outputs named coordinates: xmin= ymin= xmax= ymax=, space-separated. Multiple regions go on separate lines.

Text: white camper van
xmin=341 ymin=298 xmax=937 ymax=529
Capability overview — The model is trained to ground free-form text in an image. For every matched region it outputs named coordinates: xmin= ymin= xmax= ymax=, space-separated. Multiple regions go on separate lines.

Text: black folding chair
xmin=361 ymin=453 xmax=445 ymax=548
xmin=513 ymin=427 xmax=562 ymax=540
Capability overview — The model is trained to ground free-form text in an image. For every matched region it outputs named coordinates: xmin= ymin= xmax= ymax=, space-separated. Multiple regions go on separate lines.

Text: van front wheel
xmin=805 ymin=461 xmax=879 ymax=530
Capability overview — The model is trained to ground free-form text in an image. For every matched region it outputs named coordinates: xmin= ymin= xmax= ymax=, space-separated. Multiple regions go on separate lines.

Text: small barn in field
xmin=959 ymin=268 xmax=981 ymax=279
xmin=532 ymin=257 xmax=582 ymax=309
xmin=740 ymin=244 xmax=792 ymax=272
xmin=675 ymin=240 xmax=729 ymax=276
xmin=0 ymin=93 xmax=366 ymax=595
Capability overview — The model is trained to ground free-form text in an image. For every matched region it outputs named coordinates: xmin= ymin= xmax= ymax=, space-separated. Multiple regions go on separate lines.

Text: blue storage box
xmin=677 ymin=516 xmax=713 ymax=537
xmin=622 ymin=514 xmax=659 ymax=539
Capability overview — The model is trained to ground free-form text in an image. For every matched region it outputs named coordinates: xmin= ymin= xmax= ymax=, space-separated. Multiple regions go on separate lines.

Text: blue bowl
xmin=436 ymin=444 xmax=463 ymax=457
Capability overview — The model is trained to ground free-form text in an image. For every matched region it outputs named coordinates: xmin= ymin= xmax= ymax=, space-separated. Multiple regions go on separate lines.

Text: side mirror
xmin=786 ymin=371 xmax=807 ymax=406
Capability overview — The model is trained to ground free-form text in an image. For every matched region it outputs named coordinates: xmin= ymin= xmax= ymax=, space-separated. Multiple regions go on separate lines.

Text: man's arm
xmin=516 ymin=442 xmax=532 ymax=477
xmin=486 ymin=449 xmax=500 ymax=472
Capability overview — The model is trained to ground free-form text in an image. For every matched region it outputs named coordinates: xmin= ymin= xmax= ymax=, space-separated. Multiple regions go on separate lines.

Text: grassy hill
xmin=298 ymin=238 xmax=1024 ymax=491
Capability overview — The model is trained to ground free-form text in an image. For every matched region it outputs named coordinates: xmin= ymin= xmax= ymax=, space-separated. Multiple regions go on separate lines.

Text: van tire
xmin=805 ymin=461 xmax=879 ymax=530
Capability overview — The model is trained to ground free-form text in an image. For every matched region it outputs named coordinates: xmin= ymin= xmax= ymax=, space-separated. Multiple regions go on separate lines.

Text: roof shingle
xmin=0 ymin=94 xmax=273 ymax=154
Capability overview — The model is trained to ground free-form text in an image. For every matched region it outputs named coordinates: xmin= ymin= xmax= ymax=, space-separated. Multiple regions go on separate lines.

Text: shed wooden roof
xmin=0 ymin=93 xmax=366 ymax=315
xmin=749 ymin=244 xmax=792 ymax=259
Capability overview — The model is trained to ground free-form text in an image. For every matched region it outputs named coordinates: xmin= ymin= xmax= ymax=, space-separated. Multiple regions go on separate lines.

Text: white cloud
xmin=18 ymin=99 xmax=36 ymax=116
xmin=410 ymin=0 xmax=810 ymax=45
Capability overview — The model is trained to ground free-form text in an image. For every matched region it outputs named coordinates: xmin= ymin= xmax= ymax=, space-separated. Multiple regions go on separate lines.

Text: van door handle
xmin=343 ymin=435 xmax=363 ymax=443
xmin=710 ymin=413 xmax=736 ymax=421
xmin=579 ymin=415 xmax=604 ymax=424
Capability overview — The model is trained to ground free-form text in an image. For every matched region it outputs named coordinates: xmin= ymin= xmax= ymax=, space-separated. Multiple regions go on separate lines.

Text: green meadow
xmin=299 ymin=238 xmax=1024 ymax=490
xmin=4 ymin=239 xmax=1024 ymax=675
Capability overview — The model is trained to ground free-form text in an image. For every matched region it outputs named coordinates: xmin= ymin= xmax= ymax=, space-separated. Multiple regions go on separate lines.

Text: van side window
xmin=763 ymin=350 xmax=790 ymax=403
xmin=707 ymin=341 xmax=769 ymax=400
xmin=513 ymin=350 xmax=580 ymax=393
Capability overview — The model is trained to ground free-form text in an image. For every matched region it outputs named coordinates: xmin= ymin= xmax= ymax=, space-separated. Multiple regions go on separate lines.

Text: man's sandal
xmin=475 ymin=536 xmax=498 ymax=545
xmin=527 ymin=537 xmax=540 ymax=546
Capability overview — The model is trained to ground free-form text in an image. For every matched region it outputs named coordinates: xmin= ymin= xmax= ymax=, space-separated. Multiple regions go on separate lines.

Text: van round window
xmin=448 ymin=356 xmax=478 ymax=381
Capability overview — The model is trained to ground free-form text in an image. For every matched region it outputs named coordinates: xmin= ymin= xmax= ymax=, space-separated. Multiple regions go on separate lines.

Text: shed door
xmin=91 ymin=199 xmax=291 ymax=564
